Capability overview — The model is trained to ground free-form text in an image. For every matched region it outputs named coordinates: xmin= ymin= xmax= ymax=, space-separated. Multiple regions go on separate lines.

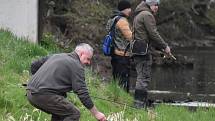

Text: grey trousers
xmin=134 ymin=55 xmax=152 ymax=99
xmin=27 ymin=91 xmax=80 ymax=121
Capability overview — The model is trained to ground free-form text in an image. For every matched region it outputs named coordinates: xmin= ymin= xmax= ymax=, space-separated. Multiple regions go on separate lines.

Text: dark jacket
xmin=133 ymin=1 xmax=167 ymax=54
xmin=27 ymin=52 xmax=94 ymax=109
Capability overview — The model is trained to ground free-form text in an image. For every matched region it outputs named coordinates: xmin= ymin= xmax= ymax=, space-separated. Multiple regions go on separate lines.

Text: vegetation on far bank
xmin=43 ymin=0 xmax=215 ymax=49
xmin=0 ymin=30 xmax=215 ymax=121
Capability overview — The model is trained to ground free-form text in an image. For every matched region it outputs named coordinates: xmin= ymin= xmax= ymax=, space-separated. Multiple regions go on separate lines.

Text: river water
xmin=148 ymin=47 xmax=215 ymax=102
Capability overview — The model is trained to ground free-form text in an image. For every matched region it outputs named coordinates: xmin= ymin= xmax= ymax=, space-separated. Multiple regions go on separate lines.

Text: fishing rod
xmin=163 ymin=52 xmax=177 ymax=60
xmin=151 ymin=48 xmax=177 ymax=61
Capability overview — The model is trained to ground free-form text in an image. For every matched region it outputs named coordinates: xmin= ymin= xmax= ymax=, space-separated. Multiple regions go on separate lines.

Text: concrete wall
xmin=0 ymin=0 xmax=38 ymax=43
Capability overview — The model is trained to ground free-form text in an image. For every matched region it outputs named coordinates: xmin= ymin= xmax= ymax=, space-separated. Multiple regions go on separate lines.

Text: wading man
xmin=132 ymin=0 xmax=171 ymax=108
xmin=26 ymin=43 xmax=106 ymax=121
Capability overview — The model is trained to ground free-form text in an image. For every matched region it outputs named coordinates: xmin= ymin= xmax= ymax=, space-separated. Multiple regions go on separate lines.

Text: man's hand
xmin=90 ymin=106 xmax=106 ymax=121
xmin=163 ymin=46 xmax=176 ymax=60
xmin=94 ymin=111 xmax=106 ymax=121
xmin=164 ymin=46 xmax=171 ymax=55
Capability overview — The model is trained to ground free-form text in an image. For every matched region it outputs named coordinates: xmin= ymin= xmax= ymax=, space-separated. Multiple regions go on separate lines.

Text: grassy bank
xmin=0 ymin=30 xmax=215 ymax=121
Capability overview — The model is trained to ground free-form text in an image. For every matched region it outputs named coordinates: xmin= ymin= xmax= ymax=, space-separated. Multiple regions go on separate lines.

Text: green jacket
xmin=133 ymin=1 xmax=167 ymax=53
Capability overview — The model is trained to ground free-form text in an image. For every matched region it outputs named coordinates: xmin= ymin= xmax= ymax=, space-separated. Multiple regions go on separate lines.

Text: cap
xmin=145 ymin=0 xmax=160 ymax=6
xmin=118 ymin=0 xmax=131 ymax=11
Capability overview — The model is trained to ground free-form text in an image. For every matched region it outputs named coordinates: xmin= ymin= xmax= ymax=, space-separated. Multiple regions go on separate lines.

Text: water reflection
xmin=150 ymin=47 xmax=215 ymax=102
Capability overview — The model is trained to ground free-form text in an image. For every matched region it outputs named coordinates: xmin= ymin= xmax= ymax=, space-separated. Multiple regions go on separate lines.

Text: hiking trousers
xmin=133 ymin=54 xmax=152 ymax=101
xmin=27 ymin=90 xmax=80 ymax=121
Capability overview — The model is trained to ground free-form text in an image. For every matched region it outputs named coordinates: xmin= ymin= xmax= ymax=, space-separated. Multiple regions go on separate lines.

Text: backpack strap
xmin=109 ymin=16 xmax=121 ymax=33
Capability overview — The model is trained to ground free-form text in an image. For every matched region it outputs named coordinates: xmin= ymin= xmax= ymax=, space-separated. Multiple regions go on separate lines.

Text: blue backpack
xmin=102 ymin=16 xmax=121 ymax=56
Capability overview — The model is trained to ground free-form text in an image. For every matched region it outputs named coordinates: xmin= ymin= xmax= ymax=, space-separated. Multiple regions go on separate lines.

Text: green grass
xmin=0 ymin=30 xmax=51 ymax=121
xmin=155 ymin=105 xmax=215 ymax=121
xmin=0 ymin=30 xmax=215 ymax=121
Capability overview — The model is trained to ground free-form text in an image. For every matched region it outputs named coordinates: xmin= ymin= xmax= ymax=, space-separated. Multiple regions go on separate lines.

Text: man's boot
xmin=133 ymin=89 xmax=148 ymax=109
xmin=134 ymin=100 xmax=144 ymax=109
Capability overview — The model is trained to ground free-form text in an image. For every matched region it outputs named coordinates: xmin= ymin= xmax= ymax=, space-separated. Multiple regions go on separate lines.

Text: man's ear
xmin=80 ymin=52 xmax=83 ymax=57
xmin=80 ymin=51 xmax=85 ymax=57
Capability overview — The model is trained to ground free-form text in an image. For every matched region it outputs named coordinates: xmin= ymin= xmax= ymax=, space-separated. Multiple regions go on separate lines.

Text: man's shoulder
xmin=140 ymin=11 xmax=153 ymax=16
xmin=49 ymin=53 xmax=66 ymax=58
xmin=118 ymin=17 xmax=128 ymax=22
xmin=66 ymin=53 xmax=84 ymax=69
xmin=117 ymin=17 xmax=129 ymax=27
xmin=135 ymin=11 xmax=153 ymax=21
xmin=51 ymin=53 xmax=81 ymax=67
